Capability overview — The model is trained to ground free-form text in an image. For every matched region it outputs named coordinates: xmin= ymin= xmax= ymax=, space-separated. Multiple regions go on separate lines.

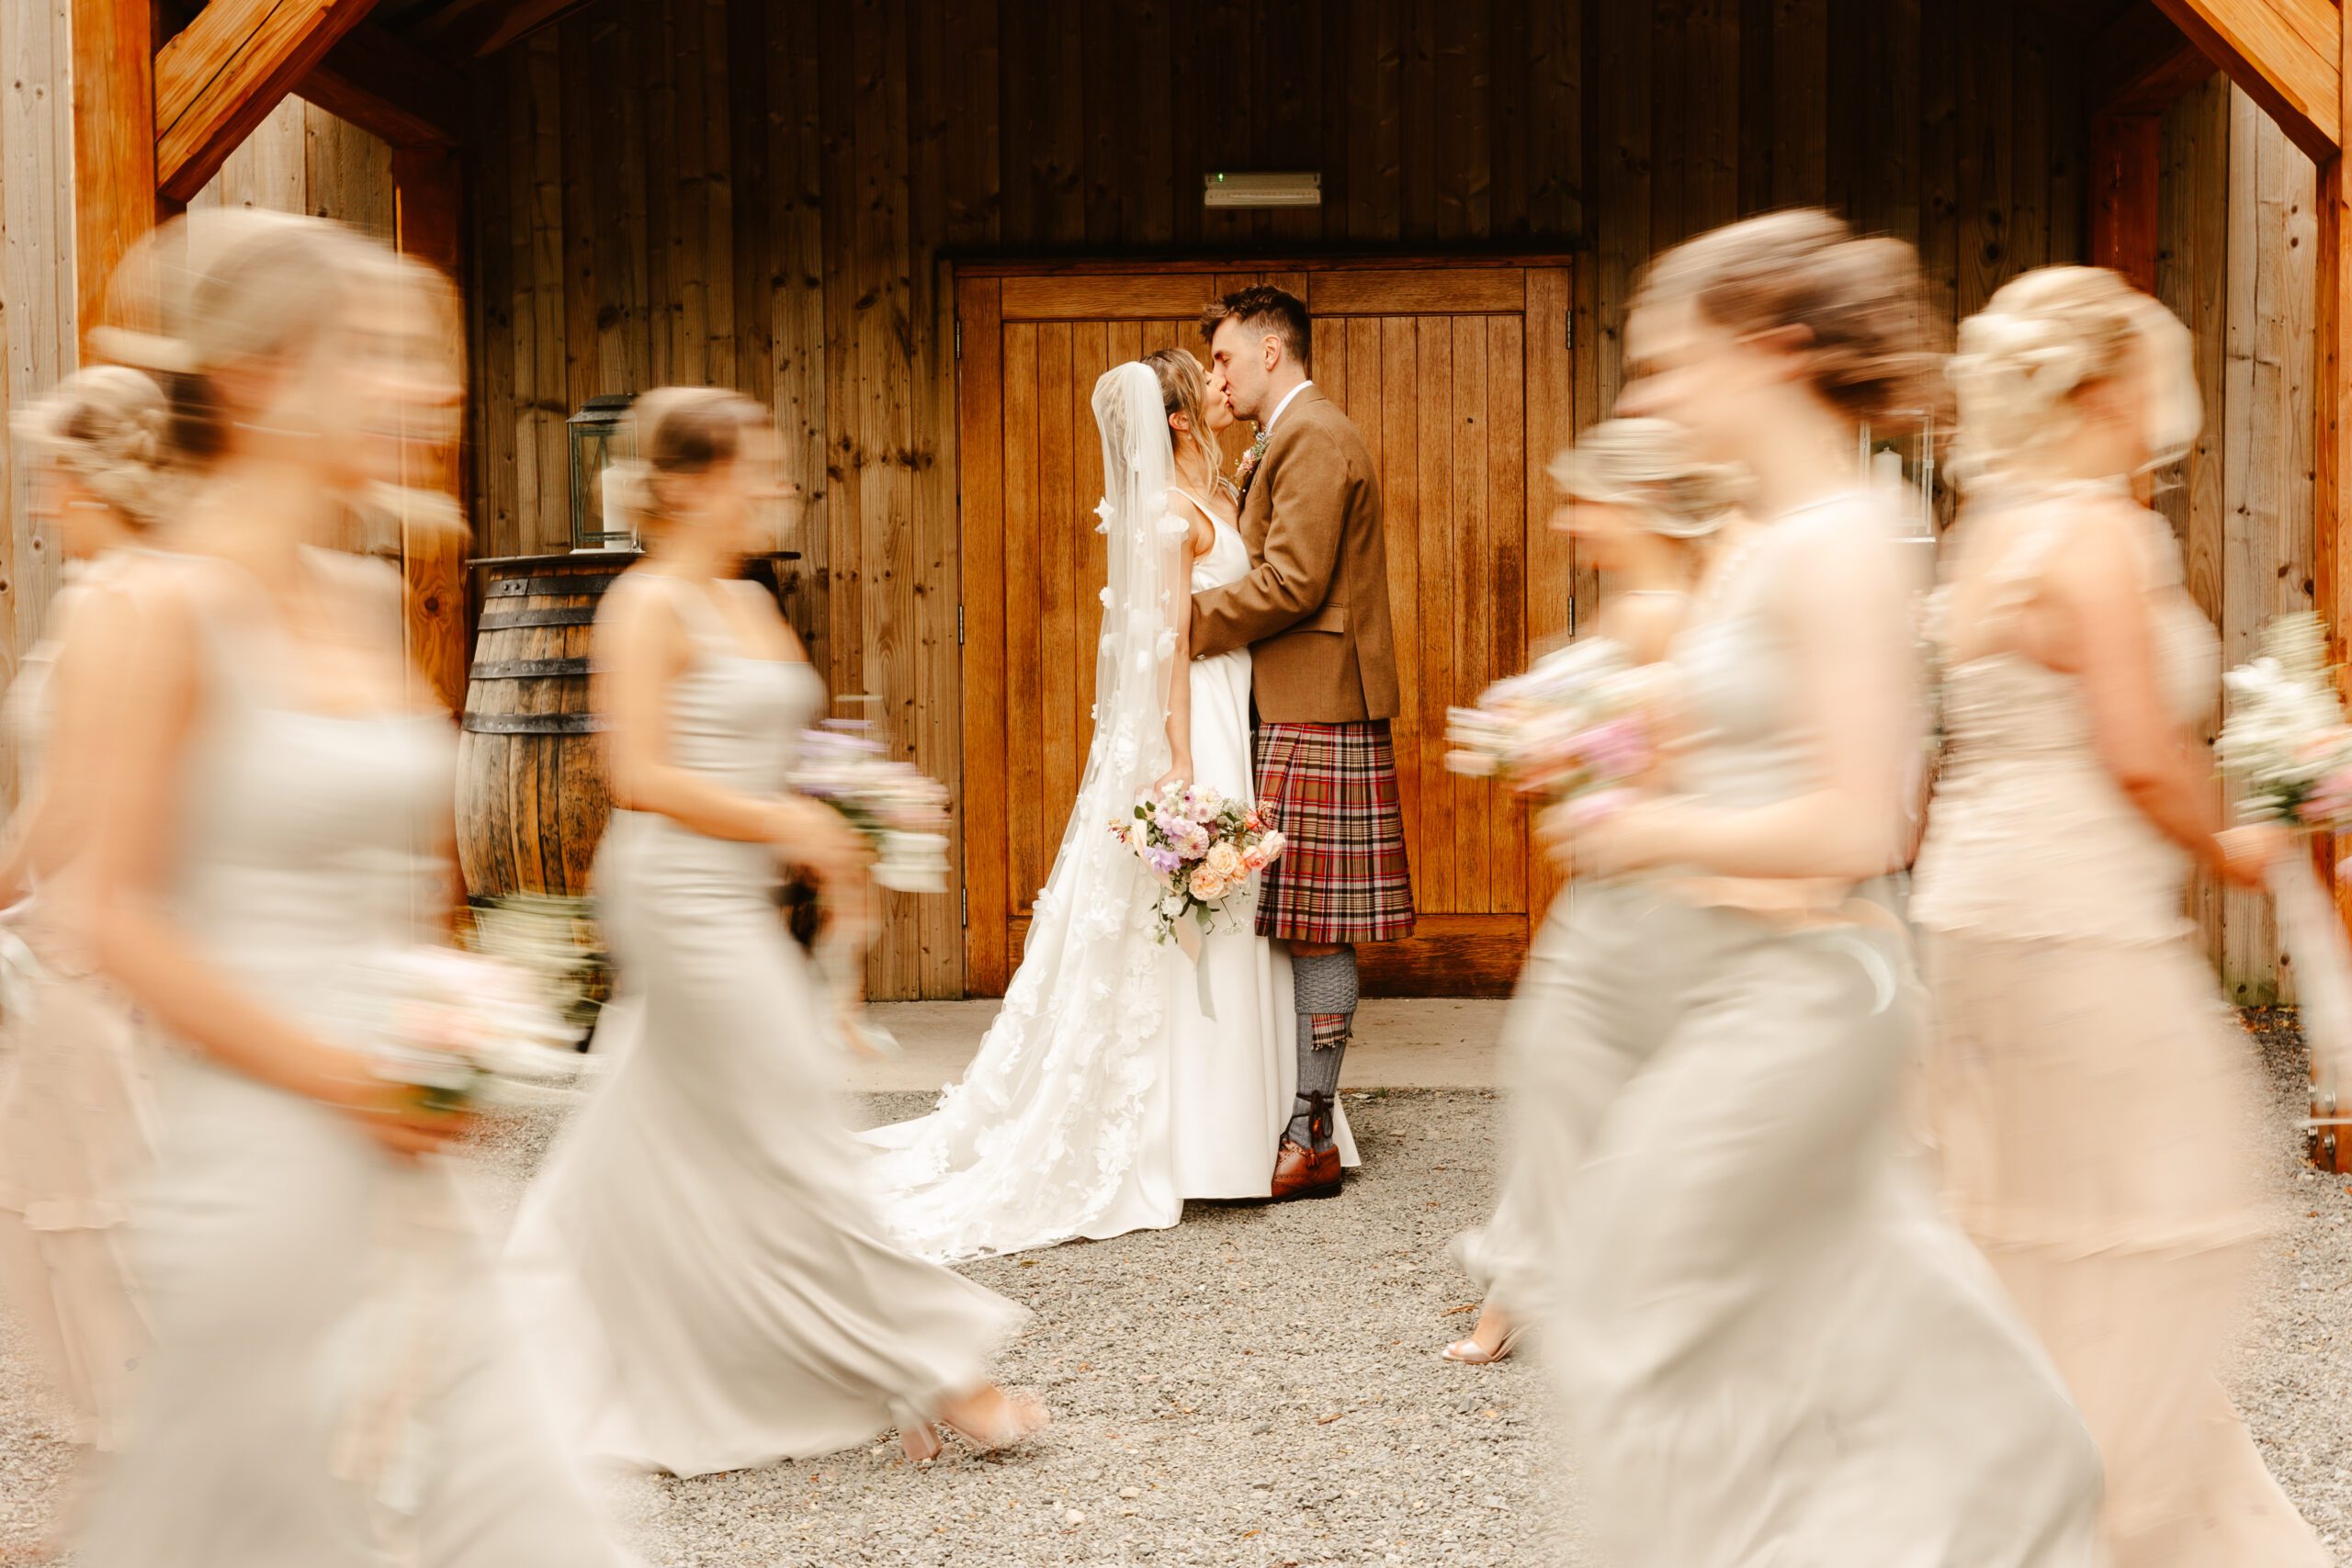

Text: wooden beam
xmin=154 ymin=0 xmax=379 ymax=203
xmin=2149 ymin=0 xmax=2339 ymax=160
xmin=2089 ymin=114 xmax=2164 ymax=296
xmin=301 ymin=21 xmax=464 ymax=148
xmin=2089 ymin=4 xmax=2221 ymax=117
xmin=411 ymin=0 xmax=599 ymax=59
xmin=71 ymin=0 xmax=159 ymax=344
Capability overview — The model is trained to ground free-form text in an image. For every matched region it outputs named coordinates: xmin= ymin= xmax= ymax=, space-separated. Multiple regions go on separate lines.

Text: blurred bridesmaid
xmin=72 ymin=211 xmax=629 ymax=1568
xmin=1917 ymin=265 xmax=2326 ymax=1565
xmin=504 ymin=388 xmax=1042 ymax=1475
xmin=0 ymin=367 xmax=173 ymax=1463
xmin=1443 ymin=417 xmax=1747 ymax=1366
xmin=1532 ymin=211 xmax=2101 ymax=1565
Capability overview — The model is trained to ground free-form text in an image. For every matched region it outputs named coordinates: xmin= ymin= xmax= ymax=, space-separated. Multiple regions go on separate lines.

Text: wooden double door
xmin=955 ymin=260 xmax=1577 ymax=997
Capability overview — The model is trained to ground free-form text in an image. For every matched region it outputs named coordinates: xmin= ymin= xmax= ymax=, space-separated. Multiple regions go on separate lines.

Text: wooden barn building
xmin=2 ymin=0 xmax=2347 ymax=1002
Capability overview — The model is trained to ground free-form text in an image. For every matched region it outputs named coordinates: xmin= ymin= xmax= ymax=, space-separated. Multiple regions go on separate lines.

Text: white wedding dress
xmin=863 ymin=364 xmax=1354 ymax=1261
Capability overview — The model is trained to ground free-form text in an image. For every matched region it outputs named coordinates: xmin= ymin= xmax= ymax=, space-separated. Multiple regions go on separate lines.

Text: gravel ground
xmin=3 ymin=1020 xmax=2350 ymax=1566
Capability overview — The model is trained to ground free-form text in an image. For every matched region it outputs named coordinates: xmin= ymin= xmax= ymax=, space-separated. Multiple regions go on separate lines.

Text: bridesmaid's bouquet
xmin=1445 ymin=637 xmax=1661 ymax=818
xmin=1113 ymin=781 xmax=1287 ymax=942
xmin=792 ymin=718 xmax=953 ymax=893
xmin=2219 ymin=612 xmax=2352 ymax=1124
xmin=331 ymin=946 xmax=591 ymax=1116
xmin=2218 ymin=613 xmax=2352 ymax=829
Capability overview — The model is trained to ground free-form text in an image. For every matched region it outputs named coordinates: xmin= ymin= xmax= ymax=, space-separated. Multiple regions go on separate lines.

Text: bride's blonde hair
xmin=1947 ymin=265 xmax=2199 ymax=493
xmin=1143 ymin=348 xmax=1223 ymax=481
xmin=1547 ymin=418 xmax=1744 ymax=540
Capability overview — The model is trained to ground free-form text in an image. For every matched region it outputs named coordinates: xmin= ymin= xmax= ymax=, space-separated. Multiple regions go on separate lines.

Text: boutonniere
xmin=1234 ymin=426 xmax=1269 ymax=498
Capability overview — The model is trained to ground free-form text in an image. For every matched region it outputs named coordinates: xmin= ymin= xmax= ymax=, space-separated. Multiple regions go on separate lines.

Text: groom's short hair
xmin=1202 ymin=286 xmax=1312 ymax=374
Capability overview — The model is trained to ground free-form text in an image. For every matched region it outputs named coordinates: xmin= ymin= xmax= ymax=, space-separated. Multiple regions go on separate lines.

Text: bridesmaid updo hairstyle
xmin=89 ymin=209 xmax=380 ymax=469
xmin=602 ymin=387 xmax=768 ymax=539
xmin=12 ymin=366 xmax=175 ymax=530
xmin=1143 ymin=348 xmax=1221 ymax=475
xmin=1636 ymin=208 xmax=1938 ymax=431
xmin=1547 ymin=418 xmax=1745 ymax=542
xmin=1946 ymin=265 xmax=2199 ymax=494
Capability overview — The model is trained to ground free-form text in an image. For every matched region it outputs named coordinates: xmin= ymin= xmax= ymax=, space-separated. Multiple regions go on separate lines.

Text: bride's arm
xmin=596 ymin=576 xmax=864 ymax=882
xmin=1158 ymin=506 xmax=1211 ymax=788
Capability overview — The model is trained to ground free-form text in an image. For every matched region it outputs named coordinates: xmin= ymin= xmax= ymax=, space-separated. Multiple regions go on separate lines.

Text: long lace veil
xmin=860 ymin=361 xmax=1193 ymax=1259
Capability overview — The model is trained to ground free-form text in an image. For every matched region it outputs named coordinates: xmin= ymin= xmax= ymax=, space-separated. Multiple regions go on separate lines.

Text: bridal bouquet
xmin=792 ymin=718 xmax=953 ymax=893
xmin=1445 ymin=637 xmax=1661 ymax=817
xmin=1113 ymin=781 xmax=1287 ymax=942
xmin=327 ymin=945 xmax=590 ymax=1116
xmin=2218 ymin=612 xmax=2352 ymax=1121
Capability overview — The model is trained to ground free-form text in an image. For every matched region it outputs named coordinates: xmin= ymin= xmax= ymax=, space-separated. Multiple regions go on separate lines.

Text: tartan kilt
xmin=1252 ymin=720 xmax=1416 ymax=944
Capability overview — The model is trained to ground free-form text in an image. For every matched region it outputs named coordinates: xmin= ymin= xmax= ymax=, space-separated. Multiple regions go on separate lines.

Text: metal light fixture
xmin=568 ymin=394 xmax=639 ymax=552
xmin=1203 ymin=172 xmax=1322 ymax=209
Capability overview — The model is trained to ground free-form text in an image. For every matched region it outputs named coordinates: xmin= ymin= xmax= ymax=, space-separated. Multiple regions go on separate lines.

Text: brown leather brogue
xmin=1270 ymin=1137 xmax=1341 ymax=1201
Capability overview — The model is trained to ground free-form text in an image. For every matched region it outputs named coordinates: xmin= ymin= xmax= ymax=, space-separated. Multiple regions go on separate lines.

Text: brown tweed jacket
xmin=1188 ymin=385 xmax=1402 ymax=724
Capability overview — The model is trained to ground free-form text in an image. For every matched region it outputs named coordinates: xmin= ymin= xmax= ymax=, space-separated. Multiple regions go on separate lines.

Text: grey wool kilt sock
xmin=1286 ymin=947 xmax=1359 ymax=1152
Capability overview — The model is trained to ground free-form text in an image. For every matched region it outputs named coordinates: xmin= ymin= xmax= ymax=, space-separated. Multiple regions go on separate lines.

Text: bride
xmin=864 ymin=352 xmax=1355 ymax=1260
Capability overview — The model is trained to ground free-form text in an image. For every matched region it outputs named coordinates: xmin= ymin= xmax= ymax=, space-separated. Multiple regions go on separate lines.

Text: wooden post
xmin=390 ymin=142 xmax=470 ymax=716
xmin=2313 ymin=4 xmax=2352 ymax=1168
xmin=69 ymin=0 xmax=157 ymax=347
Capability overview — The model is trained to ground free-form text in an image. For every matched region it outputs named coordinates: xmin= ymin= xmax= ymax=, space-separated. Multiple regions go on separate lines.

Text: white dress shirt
xmin=1263 ymin=378 xmax=1314 ymax=434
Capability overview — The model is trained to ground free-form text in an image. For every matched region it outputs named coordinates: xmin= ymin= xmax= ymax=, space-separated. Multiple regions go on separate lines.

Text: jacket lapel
xmin=1239 ymin=386 xmax=1323 ymax=558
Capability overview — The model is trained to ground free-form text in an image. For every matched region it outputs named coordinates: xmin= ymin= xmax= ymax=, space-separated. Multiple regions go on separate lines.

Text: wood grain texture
xmin=69 ymin=0 xmax=156 ymax=347
xmin=2146 ymin=0 xmax=2338 ymax=160
xmin=155 ymin=0 xmax=381 ymax=201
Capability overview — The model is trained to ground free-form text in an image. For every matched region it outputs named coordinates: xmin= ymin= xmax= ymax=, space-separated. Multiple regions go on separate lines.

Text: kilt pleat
xmin=1252 ymin=720 xmax=1416 ymax=944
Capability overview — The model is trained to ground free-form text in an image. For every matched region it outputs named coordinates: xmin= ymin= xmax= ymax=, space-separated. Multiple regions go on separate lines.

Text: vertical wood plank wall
xmin=0 ymin=0 xmax=79 ymax=807
xmin=461 ymin=0 xmax=2096 ymax=998
xmin=2158 ymin=75 xmax=2319 ymax=1001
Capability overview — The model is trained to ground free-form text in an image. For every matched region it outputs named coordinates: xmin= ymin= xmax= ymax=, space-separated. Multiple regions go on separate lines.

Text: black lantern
xmin=568 ymin=394 xmax=639 ymax=552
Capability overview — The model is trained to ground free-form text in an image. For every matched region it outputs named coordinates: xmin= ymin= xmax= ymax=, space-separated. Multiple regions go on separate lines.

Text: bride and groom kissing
xmin=863 ymin=287 xmax=1415 ymax=1259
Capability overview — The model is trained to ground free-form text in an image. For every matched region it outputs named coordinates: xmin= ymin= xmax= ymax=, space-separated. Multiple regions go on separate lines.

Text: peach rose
xmin=1205 ymin=841 xmax=1245 ymax=880
xmin=1191 ymin=870 xmax=1229 ymax=902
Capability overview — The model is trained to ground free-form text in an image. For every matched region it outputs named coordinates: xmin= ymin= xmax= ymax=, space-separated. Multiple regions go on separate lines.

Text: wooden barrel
xmin=454 ymin=552 xmax=635 ymax=898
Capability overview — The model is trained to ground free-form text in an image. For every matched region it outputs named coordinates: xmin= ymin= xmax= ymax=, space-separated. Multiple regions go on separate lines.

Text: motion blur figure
xmin=1442 ymin=417 xmax=1748 ymax=1368
xmin=503 ymin=388 xmax=1043 ymax=1475
xmin=1531 ymin=211 xmax=2102 ymax=1566
xmin=68 ymin=211 xmax=629 ymax=1568
xmin=1917 ymin=266 xmax=2327 ymax=1565
xmin=0 ymin=367 xmax=174 ymax=1472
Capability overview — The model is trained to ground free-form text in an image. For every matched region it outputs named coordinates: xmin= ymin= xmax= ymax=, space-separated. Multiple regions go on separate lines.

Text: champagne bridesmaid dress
xmin=74 ymin=554 xmax=628 ymax=1568
xmin=505 ymin=574 xmax=1026 ymax=1476
xmin=1513 ymin=493 xmax=2102 ymax=1567
xmin=0 ymin=561 xmax=153 ymax=1452
xmin=1916 ymin=492 xmax=2327 ymax=1566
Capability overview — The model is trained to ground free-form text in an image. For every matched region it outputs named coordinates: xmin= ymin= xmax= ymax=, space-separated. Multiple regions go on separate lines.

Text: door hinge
xmin=1566 ymin=310 xmax=1575 ymax=351
xmin=955 ymin=318 xmax=963 ymax=359
xmin=957 ymin=604 xmax=966 ymax=646
xmin=960 ymin=888 xmax=968 ymax=929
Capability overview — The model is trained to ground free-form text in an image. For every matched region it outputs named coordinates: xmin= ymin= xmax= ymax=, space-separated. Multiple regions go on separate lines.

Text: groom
xmin=1191 ymin=286 xmax=1415 ymax=1202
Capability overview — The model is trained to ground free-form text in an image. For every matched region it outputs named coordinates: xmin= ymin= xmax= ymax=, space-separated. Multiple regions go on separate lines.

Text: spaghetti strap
xmin=1167 ymin=488 xmax=1224 ymax=530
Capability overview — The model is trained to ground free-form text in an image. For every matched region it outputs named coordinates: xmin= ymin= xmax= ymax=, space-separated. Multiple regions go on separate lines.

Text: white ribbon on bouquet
xmin=1169 ymin=914 xmax=1217 ymax=1023
xmin=2274 ymin=845 xmax=2352 ymax=1127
